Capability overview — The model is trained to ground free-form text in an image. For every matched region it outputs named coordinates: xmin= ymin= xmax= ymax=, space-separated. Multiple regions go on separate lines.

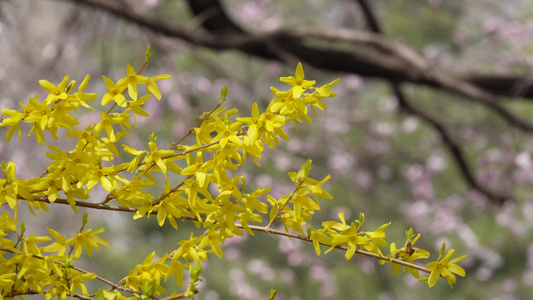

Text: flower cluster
xmin=0 ymin=56 xmax=467 ymax=299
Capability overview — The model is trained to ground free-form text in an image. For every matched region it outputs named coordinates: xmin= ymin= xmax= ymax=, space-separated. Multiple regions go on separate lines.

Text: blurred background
xmin=1 ymin=0 xmax=533 ymax=299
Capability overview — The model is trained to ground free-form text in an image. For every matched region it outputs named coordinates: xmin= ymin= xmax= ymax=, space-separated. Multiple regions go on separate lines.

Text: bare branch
xmin=21 ymin=197 xmax=433 ymax=275
xmin=64 ymin=0 xmax=533 ymax=99
xmin=354 ymin=0 xmax=510 ymax=204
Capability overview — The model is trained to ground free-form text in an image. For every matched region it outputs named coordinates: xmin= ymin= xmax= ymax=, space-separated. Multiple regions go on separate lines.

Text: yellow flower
xmin=181 ymin=152 xmax=213 ymax=188
xmin=236 ymin=102 xmax=263 ymax=144
xmin=331 ymin=223 xmax=366 ymax=260
xmin=316 ymin=78 xmax=340 ymax=98
xmin=382 ymin=231 xmax=430 ymax=279
xmin=146 ymin=74 xmax=173 ymax=100
xmin=23 ymin=233 xmax=51 ymax=255
xmin=116 ymin=64 xmax=148 ymax=100
xmin=426 ymin=249 xmax=467 ymax=288
xmin=42 ymin=228 xmax=69 ymax=256
xmin=0 ymin=108 xmax=25 ymax=141
xmin=143 ymin=142 xmax=178 ymax=179
xmin=94 ymin=112 xmax=131 ymax=140
xmin=309 ymin=228 xmax=333 ymax=256
xmin=66 ymin=124 xmax=98 ymax=150
xmin=66 ymin=228 xmax=109 ymax=258
xmin=211 ymin=120 xmax=243 ymax=148
xmin=280 ymin=62 xmax=316 ymax=98
xmin=322 ymin=210 xmax=351 ymax=232
xmin=199 ymin=229 xmax=224 ymax=258
xmin=0 ymin=179 xmax=17 ymax=208
xmin=101 ymin=75 xmax=127 ymax=106
xmin=39 ymin=76 xmax=69 ymax=105
xmin=361 ymin=222 xmax=391 ymax=256
xmin=25 ymin=95 xmax=51 ymax=130
xmin=70 ymin=74 xmax=97 ymax=108
xmin=174 ymin=234 xmax=205 ymax=262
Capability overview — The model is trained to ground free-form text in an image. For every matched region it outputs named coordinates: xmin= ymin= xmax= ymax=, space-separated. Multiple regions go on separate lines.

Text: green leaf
xmin=65 ymin=257 xmax=73 ymax=275
xmin=296 ymin=159 xmax=312 ymax=185
xmin=439 ymin=243 xmax=446 ymax=261
xmin=82 ymin=212 xmax=88 ymax=228
xmin=145 ymin=44 xmax=151 ymax=62
xmin=240 ymin=176 xmax=246 ymax=192
xmin=223 ymin=114 xmax=229 ymax=126
xmin=149 ymin=132 xmax=157 ymax=143
xmin=142 ymin=280 xmax=155 ymax=296
xmin=220 ymin=85 xmax=229 ymax=104
xmin=303 ymin=159 xmax=312 ymax=177
xmin=406 ymin=227 xmax=414 ymax=240
xmin=20 ymin=222 xmax=26 ymax=236
xmin=268 ymin=289 xmax=277 ymax=300
xmin=306 ymin=225 xmax=314 ymax=237
xmin=191 ymin=256 xmax=203 ymax=279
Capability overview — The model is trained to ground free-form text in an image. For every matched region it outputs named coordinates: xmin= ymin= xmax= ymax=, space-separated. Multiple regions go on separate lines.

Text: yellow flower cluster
xmin=0 ymin=58 xmax=467 ymax=299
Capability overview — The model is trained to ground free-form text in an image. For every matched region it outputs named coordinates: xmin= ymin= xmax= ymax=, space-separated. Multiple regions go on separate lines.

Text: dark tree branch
xmin=354 ymin=0 xmax=509 ymax=204
xmin=66 ymin=0 xmax=533 ymax=100
xmin=356 ymin=0 xmax=382 ymax=32
xmin=186 ymin=0 xmax=246 ymax=34
xmin=66 ymin=0 xmax=533 ymax=134
xmin=392 ymin=84 xmax=510 ymax=204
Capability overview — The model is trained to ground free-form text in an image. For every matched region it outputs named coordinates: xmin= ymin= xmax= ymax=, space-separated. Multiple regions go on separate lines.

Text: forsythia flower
xmin=117 ymin=64 xmax=149 ymax=100
xmin=67 ymin=228 xmax=109 ymax=258
xmin=280 ymin=62 xmax=316 ymax=98
xmin=426 ymin=249 xmax=467 ymax=288
xmin=39 ymin=75 xmax=69 ymax=105
xmin=101 ymin=75 xmax=127 ymax=106
xmin=385 ymin=229 xmax=430 ymax=278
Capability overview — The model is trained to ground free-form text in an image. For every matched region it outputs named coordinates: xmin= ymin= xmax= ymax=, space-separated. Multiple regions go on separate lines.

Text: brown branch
xmin=354 ymin=0 xmax=511 ymax=205
xmin=63 ymin=0 xmax=533 ymax=135
xmin=63 ymin=0 xmax=533 ymax=100
xmin=27 ymin=196 xmax=199 ymax=221
xmin=19 ymin=196 xmax=434 ymax=275
xmin=392 ymin=84 xmax=510 ymax=204
xmin=159 ymin=289 xmax=199 ymax=300
xmin=244 ymin=224 xmax=432 ymax=275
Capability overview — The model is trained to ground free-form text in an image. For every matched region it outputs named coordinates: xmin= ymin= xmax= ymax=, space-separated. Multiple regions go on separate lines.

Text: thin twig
xmin=19 ymin=196 xmax=433 ymax=275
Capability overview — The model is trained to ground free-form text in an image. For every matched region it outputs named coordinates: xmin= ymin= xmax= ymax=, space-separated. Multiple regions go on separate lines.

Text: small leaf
xmin=406 ymin=228 xmax=414 ymax=240
xmin=145 ymin=44 xmax=151 ymax=62
xmin=239 ymin=176 xmax=246 ymax=192
xmin=142 ymin=280 xmax=155 ymax=296
xmin=306 ymin=226 xmax=314 ymax=237
xmin=296 ymin=159 xmax=312 ymax=185
xmin=303 ymin=159 xmax=312 ymax=177
xmin=439 ymin=243 xmax=446 ymax=261
xmin=220 ymin=85 xmax=229 ymax=104
xmin=223 ymin=114 xmax=229 ymax=126
xmin=82 ymin=212 xmax=88 ymax=228
xmin=267 ymin=289 xmax=277 ymax=300
xmin=20 ymin=222 xmax=26 ymax=236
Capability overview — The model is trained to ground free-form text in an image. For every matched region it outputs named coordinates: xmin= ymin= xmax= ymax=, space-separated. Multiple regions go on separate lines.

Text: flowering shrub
xmin=0 ymin=48 xmax=466 ymax=299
